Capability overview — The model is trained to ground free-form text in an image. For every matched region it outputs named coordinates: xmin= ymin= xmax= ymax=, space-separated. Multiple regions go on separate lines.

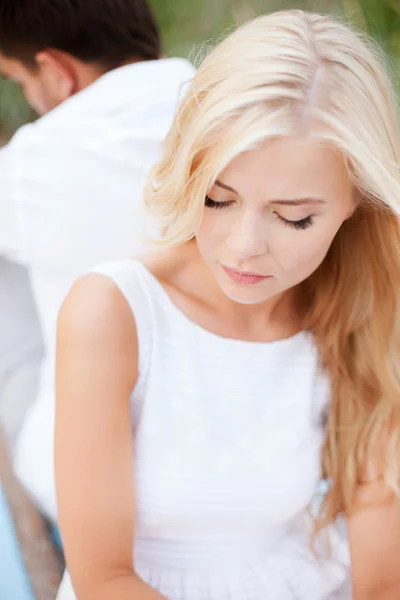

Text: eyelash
xmin=274 ymin=213 xmax=314 ymax=230
xmin=204 ymin=196 xmax=314 ymax=230
xmin=205 ymin=196 xmax=234 ymax=210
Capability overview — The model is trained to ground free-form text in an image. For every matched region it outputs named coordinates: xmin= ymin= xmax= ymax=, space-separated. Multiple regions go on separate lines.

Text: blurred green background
xmin=0 ymin=0 xmax=399 ymax=139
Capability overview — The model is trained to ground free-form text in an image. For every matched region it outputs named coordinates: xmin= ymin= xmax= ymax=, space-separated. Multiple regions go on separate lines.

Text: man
xmin=0 ymin=0 xmax=194 ymax=522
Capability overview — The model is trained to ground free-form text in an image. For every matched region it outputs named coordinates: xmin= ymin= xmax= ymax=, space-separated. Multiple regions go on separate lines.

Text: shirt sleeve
xmin=0 ymin=143 xmax=20 ymax=261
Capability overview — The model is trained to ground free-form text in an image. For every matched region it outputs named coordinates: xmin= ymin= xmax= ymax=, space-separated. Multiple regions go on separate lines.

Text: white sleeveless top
xmin=57 ymin=259 xmax=351 ymax=600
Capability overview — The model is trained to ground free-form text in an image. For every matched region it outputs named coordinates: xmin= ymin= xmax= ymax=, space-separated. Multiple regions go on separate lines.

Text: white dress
xmin=57 ymin=260 xmax=352 ymax=600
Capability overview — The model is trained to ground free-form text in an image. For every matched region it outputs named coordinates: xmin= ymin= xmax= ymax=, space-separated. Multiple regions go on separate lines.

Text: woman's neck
xmin=177 ymin=241 xmax=303 ymax=341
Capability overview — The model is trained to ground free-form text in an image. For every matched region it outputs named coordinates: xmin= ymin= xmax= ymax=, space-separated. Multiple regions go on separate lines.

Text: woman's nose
xmin=226 ymin=212 xmax=268 ymax=260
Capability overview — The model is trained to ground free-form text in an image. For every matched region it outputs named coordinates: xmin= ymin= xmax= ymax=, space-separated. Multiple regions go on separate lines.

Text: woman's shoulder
xmin=57 ymin=247 xmax=190 ymax=357
xmin=58 ymin=269 xmax=137 ymax=353
xmin=83 ymin=250 xmax=178 ymax=312
xmin=83 ymin=245 xmax=190 ymax=290
xmin=56 ymin=271 xmax=139 ymax=395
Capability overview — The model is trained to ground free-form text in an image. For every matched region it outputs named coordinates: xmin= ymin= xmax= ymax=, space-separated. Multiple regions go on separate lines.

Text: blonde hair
xmin=146 ymin=10 xmax=400 ymax=530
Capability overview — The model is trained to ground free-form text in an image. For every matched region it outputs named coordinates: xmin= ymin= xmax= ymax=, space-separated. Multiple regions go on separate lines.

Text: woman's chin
xmin=218 ymin=281 xmax=276 ymax=306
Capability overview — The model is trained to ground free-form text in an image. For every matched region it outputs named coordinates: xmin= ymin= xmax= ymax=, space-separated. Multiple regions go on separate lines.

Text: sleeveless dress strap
xmin=89 ymin=259 xmax=154 ymax=419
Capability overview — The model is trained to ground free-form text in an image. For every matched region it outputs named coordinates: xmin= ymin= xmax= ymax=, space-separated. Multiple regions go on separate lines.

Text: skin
xmin=0 ymin=51 xmax=107 ymax=115
xmin=55 ymin=136 xmax=400 ymax=599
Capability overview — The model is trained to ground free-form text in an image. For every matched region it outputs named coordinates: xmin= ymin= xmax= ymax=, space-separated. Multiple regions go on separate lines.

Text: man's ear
xmin=35 ymin=49 xmax=77 ymax=101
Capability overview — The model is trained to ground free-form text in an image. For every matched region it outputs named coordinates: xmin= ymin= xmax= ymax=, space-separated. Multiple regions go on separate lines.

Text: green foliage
xmin=342 ymin=0 xmax=400 ymax=58
xmin=0 ymin=79 xmax=35 ymax=140
xmin=150 ymin=0 xmax=341 ymax=58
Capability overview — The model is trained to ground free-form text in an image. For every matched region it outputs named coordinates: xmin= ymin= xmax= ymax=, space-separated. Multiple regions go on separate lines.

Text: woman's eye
xmin=275 ymin=213 xmax=314 ymax=230
xmin=205 ymin=195 xmax=234 ymax=209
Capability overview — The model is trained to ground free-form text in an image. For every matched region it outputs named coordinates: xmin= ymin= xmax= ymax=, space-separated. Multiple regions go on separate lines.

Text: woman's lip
xmin=221 ymin=264 xmax=272 ymax=285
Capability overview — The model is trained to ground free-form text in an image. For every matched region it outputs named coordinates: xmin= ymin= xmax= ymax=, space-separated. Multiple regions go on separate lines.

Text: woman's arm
xmin=55 ymin=274 xmax=166 ymax=600
xmin=348 ymin=468 xmax=400 ymax=599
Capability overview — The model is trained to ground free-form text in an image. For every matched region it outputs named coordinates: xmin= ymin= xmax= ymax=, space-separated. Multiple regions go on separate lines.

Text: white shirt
xmin=0 ymin=258 xmax=43 ymax=453
xmin=0 ymin=57 xmax=195 ymax=519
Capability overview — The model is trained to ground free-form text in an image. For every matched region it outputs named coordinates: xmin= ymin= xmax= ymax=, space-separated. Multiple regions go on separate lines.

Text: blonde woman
xmin=55 ymin=10 xmax=400 ymax=600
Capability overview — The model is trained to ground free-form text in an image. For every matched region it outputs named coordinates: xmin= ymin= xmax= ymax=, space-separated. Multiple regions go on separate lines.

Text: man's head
xmin=0 ymin=0 xmax=161 ymax=115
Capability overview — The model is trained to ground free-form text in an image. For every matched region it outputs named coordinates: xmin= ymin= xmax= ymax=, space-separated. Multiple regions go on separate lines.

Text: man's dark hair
xmin=0 ymin=0 xmax=162 ymax=69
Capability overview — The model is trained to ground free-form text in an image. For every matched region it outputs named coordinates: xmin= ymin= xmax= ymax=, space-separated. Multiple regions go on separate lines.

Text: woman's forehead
xmin=213 ymin=137 xmax=351 ymax=202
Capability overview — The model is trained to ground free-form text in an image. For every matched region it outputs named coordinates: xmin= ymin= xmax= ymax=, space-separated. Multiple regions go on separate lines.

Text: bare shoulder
xmin=57 ymin=273 xmax=137 ymax=384
xmin=59 ymin=272 xmax=135 ymax=334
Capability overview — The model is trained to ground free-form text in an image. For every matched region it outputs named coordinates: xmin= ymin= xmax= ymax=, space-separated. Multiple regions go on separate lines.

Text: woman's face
xmin=196 ymin=136 xmax=355 ymax=305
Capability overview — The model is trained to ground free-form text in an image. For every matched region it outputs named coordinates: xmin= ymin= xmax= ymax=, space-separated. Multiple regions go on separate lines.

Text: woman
xmin=55 ymin=10 xmax=400 ymax=600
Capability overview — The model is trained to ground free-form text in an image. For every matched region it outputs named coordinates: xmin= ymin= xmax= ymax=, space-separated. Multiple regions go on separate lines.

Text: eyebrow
xmin=214 ymin=180 xmax=326 ymax=206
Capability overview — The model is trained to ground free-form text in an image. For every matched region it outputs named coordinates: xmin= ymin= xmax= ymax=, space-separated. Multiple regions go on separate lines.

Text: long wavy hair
xmin=145 ymin=10 xmax=400 ymax=531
